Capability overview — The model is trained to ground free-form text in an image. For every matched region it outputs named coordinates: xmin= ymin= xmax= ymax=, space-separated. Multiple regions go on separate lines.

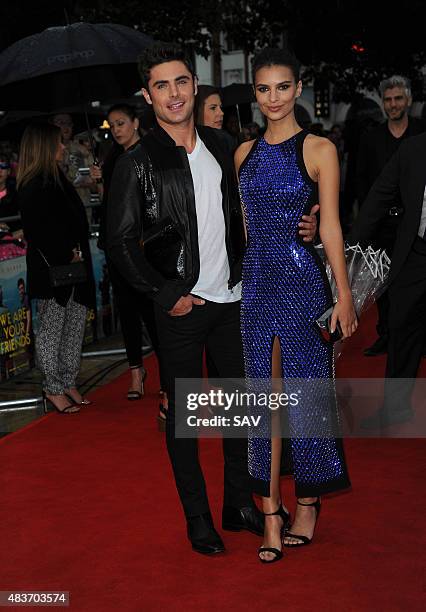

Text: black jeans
xmin=384 ymin=237 xmax=426 ymax=414
xmin=154 ymin=299 xmax=252 ymax=518
xmin=108 ymin=258 xmax=160 ymax=368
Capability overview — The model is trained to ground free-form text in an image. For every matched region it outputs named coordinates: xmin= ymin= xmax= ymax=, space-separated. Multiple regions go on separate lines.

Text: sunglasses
xmin=0 ymin=163 xmax=11 ymax=170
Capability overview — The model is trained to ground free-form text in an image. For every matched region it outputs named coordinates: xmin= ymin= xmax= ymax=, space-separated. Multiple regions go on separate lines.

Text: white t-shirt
xmin=418 ymin=185 xmax=426 ymax=238
xmin=187 ymin=134 xmax=241 ymax=303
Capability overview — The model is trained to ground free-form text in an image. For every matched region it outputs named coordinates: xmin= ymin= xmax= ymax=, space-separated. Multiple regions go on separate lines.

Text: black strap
xmin=258 ymin=547 xmax=282 ymax=557
xmin=297 ymin=498 xmax=320 ymax=507
xmin=37 ymin=248 xmax=51 ymax=267
xmin=284 ymin=532 xmax=310 ymax=544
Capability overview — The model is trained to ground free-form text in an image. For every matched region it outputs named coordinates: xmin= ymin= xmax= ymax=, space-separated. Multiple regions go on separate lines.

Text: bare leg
xmin=259 ymin=338 xmax=289 ymax=561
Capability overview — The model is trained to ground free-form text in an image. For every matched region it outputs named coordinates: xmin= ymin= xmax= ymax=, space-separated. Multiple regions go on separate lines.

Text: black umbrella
xmin=221 ymin=83 xmax=255 ymax=107
xmin=0 ymin=22 xmax=154 ymax=111
xmin=221 ymin=83 xmax=256 ymax=130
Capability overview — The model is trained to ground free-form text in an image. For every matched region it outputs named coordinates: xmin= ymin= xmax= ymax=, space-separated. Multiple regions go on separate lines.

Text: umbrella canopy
xmin=221 ymin=83 xmax=255 ymax=107
xmin=0 ymin=106 xmax=105 ymax=142
xmin=0 ymin=22 xmax=154 ymax=111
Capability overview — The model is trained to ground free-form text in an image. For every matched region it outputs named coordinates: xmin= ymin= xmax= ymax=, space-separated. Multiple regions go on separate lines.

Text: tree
xmin=1 ymin=1 xmax=424 ymax=98
xmin=72 ymin=1 xmax=295 ymax=85
xmin=74 ymin=0 xmax=426 ymax=97
xmin=286 ymin=0 xmax=426 ymax=101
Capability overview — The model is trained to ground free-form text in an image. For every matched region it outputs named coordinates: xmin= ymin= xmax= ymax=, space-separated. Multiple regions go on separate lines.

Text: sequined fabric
xmin=239 ymin=131 xmax=350 ymax=497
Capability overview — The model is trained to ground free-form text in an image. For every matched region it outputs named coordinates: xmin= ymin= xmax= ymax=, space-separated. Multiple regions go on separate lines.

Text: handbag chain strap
xmin=37 ymin=248 xmax=51 ymax=268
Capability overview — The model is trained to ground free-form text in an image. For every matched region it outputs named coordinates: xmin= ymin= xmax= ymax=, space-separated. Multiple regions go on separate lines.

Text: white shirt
xmin=418 ymin=185 xmax=426 ymax=239
xmin=187 ymin=134 xmax=241 ymax=303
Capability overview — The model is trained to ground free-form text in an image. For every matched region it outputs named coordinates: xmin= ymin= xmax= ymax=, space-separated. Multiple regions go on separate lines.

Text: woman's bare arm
xmin=305 ymin=135 xmax=357 ymax=337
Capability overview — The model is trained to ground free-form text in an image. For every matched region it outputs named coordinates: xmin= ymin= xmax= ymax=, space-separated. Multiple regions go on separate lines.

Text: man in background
xmin=350 ymin=132 xmax=426 ymax=429
xmin=356 ymin=75 xmax=425 ymax=356
xmin=51 ymin=114 xmax=97 ymax=213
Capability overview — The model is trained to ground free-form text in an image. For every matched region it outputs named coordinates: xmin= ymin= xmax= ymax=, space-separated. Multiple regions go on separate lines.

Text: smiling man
xmin=105 ymin=45 xmax=317 ymax=555
xmin=356 ymin=75 xmax=425 ymax=357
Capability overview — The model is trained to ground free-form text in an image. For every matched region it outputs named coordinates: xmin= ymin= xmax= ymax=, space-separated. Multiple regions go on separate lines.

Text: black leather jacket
xmin=105 ymin=124 xmax=245 ymax=311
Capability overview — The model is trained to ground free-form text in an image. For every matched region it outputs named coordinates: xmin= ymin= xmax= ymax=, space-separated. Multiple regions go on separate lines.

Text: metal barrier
xmin=0 ymin=343 xmax=153 ymax=412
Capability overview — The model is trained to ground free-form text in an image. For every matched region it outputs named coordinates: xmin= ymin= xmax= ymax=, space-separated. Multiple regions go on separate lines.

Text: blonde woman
xmin=18 ymin=123 xmax=96 ymax=413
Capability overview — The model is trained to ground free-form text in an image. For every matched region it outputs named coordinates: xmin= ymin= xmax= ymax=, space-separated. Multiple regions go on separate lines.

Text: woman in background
xmin=18 ymin=123 xmax=96 ymax=413
xmin=194 ymin=85 xmax=236 ymax=154
xmin=91 ymin=105 xmax=166 ymax=426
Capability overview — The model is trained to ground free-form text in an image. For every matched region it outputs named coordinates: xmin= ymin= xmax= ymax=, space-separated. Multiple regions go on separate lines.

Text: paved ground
xmin=0 ymin=333 xmax=140 ymax=436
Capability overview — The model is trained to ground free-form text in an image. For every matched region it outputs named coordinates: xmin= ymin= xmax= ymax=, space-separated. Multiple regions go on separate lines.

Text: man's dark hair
xmin=138 ymin=44 xmax=196 ymax=90
xmin=17 ymin=278 xmax=25 ymax=288
xmin=252 ymin=48 xmax=301 ymax=83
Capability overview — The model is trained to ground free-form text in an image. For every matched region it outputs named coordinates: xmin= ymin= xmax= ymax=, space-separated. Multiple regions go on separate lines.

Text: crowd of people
xmin=0 ymin=43 xmax=425 ymax=562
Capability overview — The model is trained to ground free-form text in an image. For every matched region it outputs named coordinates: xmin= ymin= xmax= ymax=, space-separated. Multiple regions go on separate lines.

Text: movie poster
xmin=0 ymin=255 xmax=33 ymax=381
xmin=0 ymin=239 xmax=119 ymax=383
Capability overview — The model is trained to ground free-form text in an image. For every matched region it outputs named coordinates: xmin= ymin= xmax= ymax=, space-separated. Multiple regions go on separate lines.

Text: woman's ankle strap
xmin=264 ymin=502 xmax=283 ymax=516
xmin=297 ymin=497 xmax=320 ymax=507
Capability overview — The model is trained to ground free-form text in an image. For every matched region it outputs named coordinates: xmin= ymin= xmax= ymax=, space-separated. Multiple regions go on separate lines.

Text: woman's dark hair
xmin=252 ymin=48 xmax=301 ymax=83
xmin=194 ymin=85 xmax=222 ymax=125
xmin=107 ymin=103 xmax=137 ymax=121
xmin=138 ymin=44 xmax=196 ymax=90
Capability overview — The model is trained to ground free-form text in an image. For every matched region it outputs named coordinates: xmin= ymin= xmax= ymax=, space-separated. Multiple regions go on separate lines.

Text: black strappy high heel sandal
xmin=258 ymin=503 xmax=291 ymax=564
xmin=42 ymin=391 xmax=80 ymax=414
xmin=127 ymin=367 xmax=146 ymax=401
xmin=64 ymin=387 xmax=92 ymax=406
xmin=157 ymin=390 xmax=168 ymax=431
xmin=283 ymin=497 xmax=321 ymax=547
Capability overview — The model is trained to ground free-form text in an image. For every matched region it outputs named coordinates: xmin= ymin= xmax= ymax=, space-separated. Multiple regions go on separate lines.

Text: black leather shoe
xmin=363 ymin=335 xmax=388 ymax=357
xmin=222 ymin=504 xmax=265 ymax=536
xmin=360 ymin=407 xmax=414 ymax=431
xmin=187 ymin=512 xmax=225 ymax=555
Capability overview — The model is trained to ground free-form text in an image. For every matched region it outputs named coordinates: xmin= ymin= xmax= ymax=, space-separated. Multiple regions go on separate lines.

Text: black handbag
xmin=315 ymin=305 xmax=343 ymax=343
xmin=38 ymin=248 xmax=88 ymax=288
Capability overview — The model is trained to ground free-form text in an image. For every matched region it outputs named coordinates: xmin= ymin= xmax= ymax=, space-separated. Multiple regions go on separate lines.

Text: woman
xmin=235 ymin=48 xmax=357 ymax=563
xmin=194 ymin=85 xmax=224 ymax=129
xmin=91 ymin=105 xmax=166 ymax=423
xmin=194 ymin=85 xmax=236 ymax=154
xmin=18 ymin=123 xmax=96 ymax=413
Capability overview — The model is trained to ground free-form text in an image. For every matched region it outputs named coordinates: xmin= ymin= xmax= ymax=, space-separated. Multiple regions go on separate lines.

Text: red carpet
xmin=1 ymin=307 xmax=425 ymax=611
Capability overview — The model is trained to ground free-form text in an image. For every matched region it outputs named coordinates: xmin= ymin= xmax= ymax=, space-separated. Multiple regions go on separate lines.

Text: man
xmin=51 ymin=114 xmax=96 ymax=209
xmin=350 ymin=132 xmax=426 ymax=429
xmin=356 ymin=75 xmax=425 ymax=357
xmin=105 ymin=45 xmax=317 ymax=555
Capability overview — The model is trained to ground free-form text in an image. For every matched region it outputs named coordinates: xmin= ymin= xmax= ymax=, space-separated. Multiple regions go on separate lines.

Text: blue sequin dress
xmin=239 ymin=130 xmax=350 ymax=498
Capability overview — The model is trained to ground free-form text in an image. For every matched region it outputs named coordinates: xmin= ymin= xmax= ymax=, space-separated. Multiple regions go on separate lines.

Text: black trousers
xmin=374 ymin=220 xmax=398 ymax=339
xmin=154 ymin=300 xmax=252 ymax=518
xmin=384 ymin=237 xmax=426 ymax=414
xmin=107 ymin=258 xmax=160 ymax=368
xmin=376 ymin=291 xmax=390 ymax=337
